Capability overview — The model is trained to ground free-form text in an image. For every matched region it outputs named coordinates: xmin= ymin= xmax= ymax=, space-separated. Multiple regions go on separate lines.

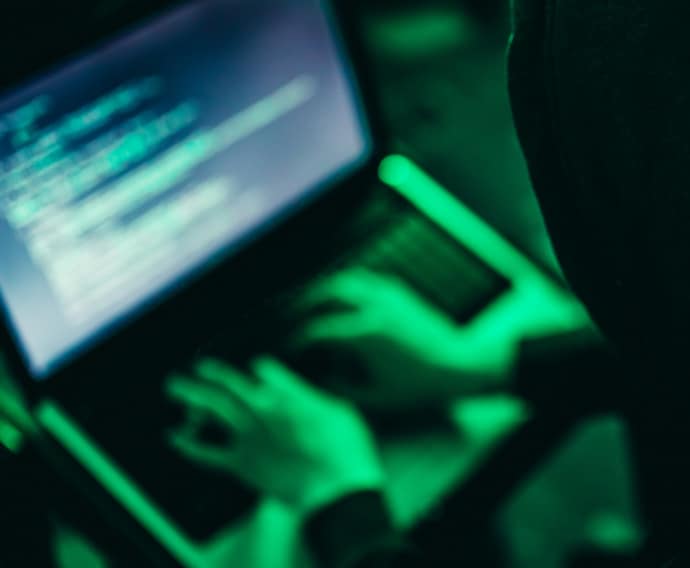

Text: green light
xmin=54 ymin=524 xmax=109 ymax=568
xmin=378 ymin=154 xmax=414 ymax=187
xmin=379 ymin=154 xmax=591 ymax=340
xmin=380 ymin=154 xmax=540 ymax=282
xmin=453 ymin=396 xmax=529 ymax=442
xmin=37 ymin=402 xmax=204 ymax=568
xmin=368 ymin=8 xmax=475 ymax=58
xmin=0 ymin=421 xmax=23 ymax=454
xmin=586 ymin=512 xmax=642 ymax=553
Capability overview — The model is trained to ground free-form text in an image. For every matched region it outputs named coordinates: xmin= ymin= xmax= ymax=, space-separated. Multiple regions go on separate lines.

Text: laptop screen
xmin=0 ymin=0 xmax=372 ymax=380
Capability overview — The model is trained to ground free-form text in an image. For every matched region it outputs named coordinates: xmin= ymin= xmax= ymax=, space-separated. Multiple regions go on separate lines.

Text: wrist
xmin=297 ymin=461 xmax=386 ymax=518
xmin=443 ymin=326 xmax=519 ymax=395
xmin=305 ymin=490 xmax=399 ymax=568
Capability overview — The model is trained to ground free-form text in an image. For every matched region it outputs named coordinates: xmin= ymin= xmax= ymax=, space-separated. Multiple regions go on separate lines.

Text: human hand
xmin=292 ymin=269 xmax=519 ymax=410
xmin=166 ymin=357 xmax=385 ymax=517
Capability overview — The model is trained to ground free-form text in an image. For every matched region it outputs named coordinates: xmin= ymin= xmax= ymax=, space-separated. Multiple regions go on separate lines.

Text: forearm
xmin=439 ymin=322 xmax=617 ymax=409
xmin=305 ymin=491 xmax=420 ymax=568
xmin=510 ymin=325 xmax=623 ymax=416
xmin=428 ymin=327 xmax=518 ymax=403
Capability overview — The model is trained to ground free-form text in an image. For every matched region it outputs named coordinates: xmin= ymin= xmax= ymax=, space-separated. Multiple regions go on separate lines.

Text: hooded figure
xmin=510 ymin=1 xmax=690 ymax=564
xmin=304 ymin=2 xmax=690 ymax=567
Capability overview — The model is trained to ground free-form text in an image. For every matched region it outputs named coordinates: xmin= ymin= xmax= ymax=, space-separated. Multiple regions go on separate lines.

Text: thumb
xmin=288 ymin=313 xmax=374 ymax=353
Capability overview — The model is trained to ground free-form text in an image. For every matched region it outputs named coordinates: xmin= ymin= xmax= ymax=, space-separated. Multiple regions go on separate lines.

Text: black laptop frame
xmin=0 ymin=0 xmax=391 ymax=403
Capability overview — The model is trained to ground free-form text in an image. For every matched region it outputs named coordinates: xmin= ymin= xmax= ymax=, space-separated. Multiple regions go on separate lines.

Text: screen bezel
xmin=0 ymin=0 xmax=390 ymax=400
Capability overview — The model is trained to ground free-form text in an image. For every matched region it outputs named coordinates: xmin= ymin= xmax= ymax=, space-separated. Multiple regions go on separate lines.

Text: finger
xmin=195 ymin=359 xmax=267 ymax=411
xmin=251 ymin=357 xmax=316 ymax=398
xmin=290 ymin=313 xmax=376 ymax=351
xmin=166 ymin=377 xmax=250 ymax=429
xmin=168 ymin=432 xmax=238 ymax=473
xmin=296 ymin=269 xmax=378 ymax=313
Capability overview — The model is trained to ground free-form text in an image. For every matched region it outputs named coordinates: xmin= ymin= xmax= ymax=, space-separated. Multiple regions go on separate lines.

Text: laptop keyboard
xmin=344 ymin=207 xmax=509 ymax=323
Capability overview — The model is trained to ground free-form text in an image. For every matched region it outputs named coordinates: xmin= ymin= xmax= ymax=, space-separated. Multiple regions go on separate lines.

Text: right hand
xmin=166 ymin=357 xmax=385 ymax=517
xmin=291 ymin=269 xmax=520 ymax=410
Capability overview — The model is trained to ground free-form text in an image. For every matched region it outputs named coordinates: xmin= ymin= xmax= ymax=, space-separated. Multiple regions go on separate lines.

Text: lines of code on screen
xmin=1 ymin=76 xmax=317 ymax=325
xmin=0 ymin=0 xmax=370 ymax=378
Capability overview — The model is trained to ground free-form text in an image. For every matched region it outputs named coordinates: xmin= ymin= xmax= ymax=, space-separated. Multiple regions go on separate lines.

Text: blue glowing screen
xmin=0 ymin=0 xmax=372 ymax=379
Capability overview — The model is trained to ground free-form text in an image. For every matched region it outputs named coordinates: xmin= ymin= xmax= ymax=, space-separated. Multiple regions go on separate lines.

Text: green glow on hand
xmin=37 ymin=402 xmax=204 ymax=568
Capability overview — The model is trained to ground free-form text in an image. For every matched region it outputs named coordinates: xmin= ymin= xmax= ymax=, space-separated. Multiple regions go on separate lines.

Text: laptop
xmin=0 ymin=0 xmax=588 ymax=565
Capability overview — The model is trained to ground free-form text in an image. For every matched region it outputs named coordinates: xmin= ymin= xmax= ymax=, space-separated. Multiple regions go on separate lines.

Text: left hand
xmin=166 ymin=357 xmax=385 ymax=516
xmin=290 ymin=269 xmax=519 ymax=410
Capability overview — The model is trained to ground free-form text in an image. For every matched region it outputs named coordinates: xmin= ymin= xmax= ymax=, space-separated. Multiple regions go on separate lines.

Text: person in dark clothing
xmin=167 ymin=1 xmax=690 ymax=566
xmin=510 ymin=2 xmax=690 ymax=565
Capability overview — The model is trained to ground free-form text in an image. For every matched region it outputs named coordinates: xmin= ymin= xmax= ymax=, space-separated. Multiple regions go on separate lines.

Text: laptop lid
xmin=0 ymin=0 xmax=380 ymax=389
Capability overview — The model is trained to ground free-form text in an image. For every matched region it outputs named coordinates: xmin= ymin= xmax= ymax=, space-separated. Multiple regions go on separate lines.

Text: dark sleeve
xmin=512 ymin=326 xmax=625 ymax=417
xmin=510 ymin=0 xmax=690 ymax=375
xmin=305 ymin=491 xmax=421 ymax=568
